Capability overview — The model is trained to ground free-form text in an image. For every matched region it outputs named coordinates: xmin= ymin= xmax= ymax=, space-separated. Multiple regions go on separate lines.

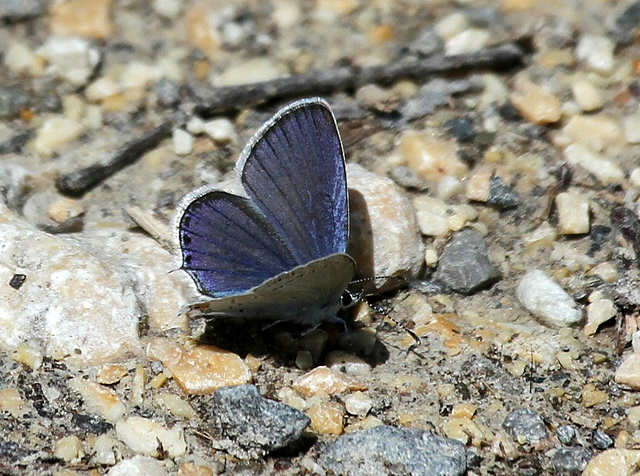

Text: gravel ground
xmin=2 ymin=1 xmax=640 ymax=475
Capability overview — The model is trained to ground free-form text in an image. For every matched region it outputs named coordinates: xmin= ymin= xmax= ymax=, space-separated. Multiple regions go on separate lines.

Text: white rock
xmin=412 ymin=195 xmax=477 ymax=237
xmin=0 ymin=207 xmax=142 ymax=368
xmin=107 ymin=455 xmax=168 ymax=476
xmin=342 ymin=391 xmax=373 ymax=417
xmin=173 ymin=128 xmax=194 ymax=155
xmin=37 ymin=36 xmax=101 ymax=86
xmin=555 ymin=192 xmax=590 ymax=235
xmin=68 ymin=378 xmax=127 ymax=422
xmin=5 ymin=41 xmax=35 ymax=74
xmin=346 ymin=163 xmax=424 ymax=292
xmin=33 ymin=116 xmax=85 ymax=158
xmin=445 ymin=28 xmax=490 ymax=55
xmin=563 ymin=144 xmax=624 ymax=184
xmin=85 ymin=77 xmax=121 ymax=101
xmin=92 ymin=435 xmax=118 ymax=465
xmin=119 ymin=62 xmax=162 ymax=89
xmin=115 ymin=416 xmax=186 ymax=458
xmin=435 ymin=12 xmax=468 ymax=41
xmin=623 ymin=112 xmax=640 ymax=144
xmin=584 ymin=298 xmax=617 ymax=336
xmin=152 ymin=0 xmax=182 ymax=19
xmin=615 ymin=353 xmax=640 ymax=390
xmin=214 ymin=58 xmax=285 ymax=86
xmin=201 ymin=118 xmax=236 ymax=144
xmin=571 ymin=80 xmax=603 ymax=112
xmin=516 ymin=270 xmax=583 ymax=327
xmin=576 ymin=35 xmax=615 ymax=74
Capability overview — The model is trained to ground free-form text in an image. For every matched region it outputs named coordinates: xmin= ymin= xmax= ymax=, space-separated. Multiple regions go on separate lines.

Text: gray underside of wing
xmin=181 ymin=253 xmax=356 ymax=326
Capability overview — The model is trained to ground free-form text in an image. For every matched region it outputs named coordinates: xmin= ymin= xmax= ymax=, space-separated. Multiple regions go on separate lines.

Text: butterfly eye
xmin=340 ymin=289 xmax=363 ymax=309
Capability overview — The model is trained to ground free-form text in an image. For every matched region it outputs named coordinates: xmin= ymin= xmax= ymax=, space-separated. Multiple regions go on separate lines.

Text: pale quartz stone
xmin=292 ymin=366 xmax=366 ymax=397
xmin=48 ymin=197 xmax=85 ymax=224
xmin=68 ymin=378 xmax=126 ymax=422
xmin=563 ymin=144 xmax=624 ymax=184
xmin=307 ymin=401 xmax=345 ymax=436
xmin=107 ymin=455 xmax=168 ymax=476
xmin=576 ymin=35 xmax=615 ymax=74
xmin=155 ymin=393 xmax=198 ymax=420
xmin=562 ymin=115 xmax=623 ymax=152
xmin=435 ymin=12 xmax=469 ymax=41
xmin=86 ymin=77 xmax=121 ymax=101
xmin=572 ymin=80 xmax=603 ymax=111
xmin=516 ymin=270 xmax=583 ymax=327
xmin=37 ymin=37 xmax=101 ymax=86
xmin=0 ymin=388 xmax=29 ymax=417
xmin=12 ymin=343 xmax=43 ymax=369
xmin=347 ymin=163 xmax=424 ymax=292
xmin=343 ymin=391 xmax=373 ymax=417
xmin=445 ymin=28 xmax=490 ymax=55
xmin=510 ymin=79 xmax=561 ymax=125
xmin=92 ymin=435 xmax=118 ymax=465
xmin=214 ymin=58 xmax=285 ymax=86
xmin=584 ymin=299 xmax=616 ymax=336
xmin=623 ymin=112 xmax=640 ymax=144
xmin=616 ymin=353 xmax=640 ymax=390
xmin=201 ymin=118 xmax=236 ymax=144
xmin=173 ymin=128 xmax=194 ymax=156
xmin=555 ymin=192 xmax=590 ymax=234
xmin=119 ymin=62 xmax=162 ymax=89
xmin=5 ymin=41 xmax=35 ymax=74
xmin=583 ymin=449 xmax=640 ymax=476
xmin=33 ymin=116 xmax=85 ymax=157
xmin=398 ymin=131 xmax=467 ymax=181
xmin=51 ymin=0 xmax=114 ymax=40
xmin=115 ymin=416 xmax=186 ymax=458
xmin=153 ymin=0 xmax=182 ymax=19
xmin=54 ymin=435 xmax=84 ymax=463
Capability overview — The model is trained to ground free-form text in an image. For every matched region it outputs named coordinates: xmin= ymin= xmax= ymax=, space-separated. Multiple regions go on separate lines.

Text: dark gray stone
xmin=205 ymin=385 xmax=310 ymax=459
xmin=408 ymin=28 xmax=443 ymax=57
xmin=550 ymin=447 xmax=593 ymax=475
xmin=401 ymin=78 xmax=480 ymax=120
xmin=615 ymin=2 xmax=640 ymax=45
xmin=460 ymin=355 xmax=523 ymax=395
xmin=319 ymin=425 xmax=466 ymax=476
xmin=503 ymin=408 xmax=548 ymax=445
xmin=154 ymin=78 xmax=181 ymax=107
xmin=487 ymin=176 xmax=520 ymax=209
xmin=591 ymin=429 xmax=613 ymax=450
xmin=0 ymin=87 xmax=30 ymax=119
xmin=0 ymin=0 xmax=44 ymax=20
xmin=556 ymin=425 xmax=576 ymax=445
xmin=433 ymin=229 xmax=500 ymax=294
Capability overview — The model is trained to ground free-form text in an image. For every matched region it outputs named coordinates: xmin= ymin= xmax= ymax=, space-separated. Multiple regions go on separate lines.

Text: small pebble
xmin=442 ymin=417 xmax=485 ymax=445
xmin=584 ymin=298 xmax=617 ymax=336
xmin=54 ymin=435 xmax=84 ymax=463
xmin=201 ymin=118 xmax=236 ymax=144
xmin=412 ymin=196 xmax=477 ymax=237
xmin=153 ymin=0 xmax=182 ymax=19
xmin=434 ymin=229 xmax=500 ymax=294
xmin=576 ymin=35 xmax=615 ymax=73
xmin=146 ymin=338 xmax=252 ymax=394
xmin=48 ymin=197 xmax=85 ymax=224
xmin=155 ymin=393 xmax=198 ymax=420
xmin=562 ymin=115 xmax=623 ymax=152
xmin=107 ymin=455 xmax=168 ymax=476
xmin=119 ymin=62 xmax=162 ymax=90
xmin=615 ymin=353 xmax=640 ymax=390
xmin=581 ymin=383 xmax=608 ymax=408
xmin=33 ymin=116 xmax=85 ymax=158
xmin=173 ymin=129 xmax=194 ymax=156
xmin=4 ymin=41 xmax=35 ymax=74
xmin=572 ymin=80 xmax=603 ymax=111
xmin=295 ymin=350 xmax=313 ymax=370
xmin=85 ymin=77 xmax=121 ymax=102
xmin=434 ymin=12 xmax=468 ymax=41
xmin=563 ymin=144 xmax=625 ymax=184
xmin=342 ymin=392 xmax=373 ymax=417
xmin=183 ymin=3 xmax=222 ymax=57
xmin=325 ymin=351 xmax=372 ymax=377
xmin=555 ymin=191 xmax=590 ymax=235
xmin=556 ymin=424 xmax=576 ymax=445
xmin=292 ymin=366 xmax=366 ymax=397
xmin=445 ymin=28 xmax=490 ymax=55
xmin=277 ymin=386 xmax=306 ymax=411
xmin=307 ymin=402 xmax=345 ymax=436
xmin=51 ymin=0 xmax=114 ymax=39
xmin=510 ymin=78 xmax=562 ymax=125
xmin=95 ymin=364 xmax=128 ymax=385
xmin=116 ymin=416 xmax=186 ymax=458
xmin=398 ymin=131 xmax=468 ymax=182
xmin=0 ymin=86 xmax=30 ymax=119
xmin=622 ymin=111 xmax=640 ymax=144
xmin=592 ymin=429 xmax=613 ymax=450
xmin=12 ymin=343 xmax=43 ymax=370
xmin=92 ymin=435 xmax=117 ymax=466
xmin=502 ymin=408 xmax=548 ymax=445
xmin=0 ymin=388 xmax=28 ymax=418
xmin=68 ymin=378 xmax=126 ymax=422
xmin=214 ymin=58 xmax=284 ymax=87
xmin=516 ymin=270 xmax=583 ymax=327
xmin=583 ymin=449 xmax=640 ymax=476
xmin=37 ymin=37 xmax=101 ymax=86
xmin=551 ymin=447 xmax=593 ymax=474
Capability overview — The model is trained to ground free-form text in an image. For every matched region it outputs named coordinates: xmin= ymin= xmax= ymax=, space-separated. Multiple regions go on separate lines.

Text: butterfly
xmin=175 ymin=98 xmax=360 ymax=328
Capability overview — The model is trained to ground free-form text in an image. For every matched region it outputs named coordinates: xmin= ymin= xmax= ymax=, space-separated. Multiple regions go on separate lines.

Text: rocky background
xmin=1 ymin=0 xmax=640 ymax=475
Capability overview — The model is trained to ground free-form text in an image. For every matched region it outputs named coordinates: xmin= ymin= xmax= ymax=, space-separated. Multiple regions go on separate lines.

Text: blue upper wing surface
xmin=239 ymin=99 xmax=349 ymax=265
xmin=178 ymin=191 xmax=298 ymax=296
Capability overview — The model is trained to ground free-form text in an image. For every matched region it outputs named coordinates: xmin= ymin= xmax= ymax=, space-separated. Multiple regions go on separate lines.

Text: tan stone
xmin=51 ymin=0 xmax=114 ymax=40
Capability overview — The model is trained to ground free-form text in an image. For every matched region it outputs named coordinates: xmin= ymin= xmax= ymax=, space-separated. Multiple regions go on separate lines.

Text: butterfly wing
xmin=177 ymin=190 xmax=299 ymax=296
xmin=238 ymin=98 xmax=349 ymax=265
xmin=182 ymin=253 xmax=356 ymax=324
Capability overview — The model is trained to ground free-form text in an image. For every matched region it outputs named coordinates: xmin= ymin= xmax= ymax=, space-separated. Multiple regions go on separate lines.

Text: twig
xmin=193 ymin=42 xmax=525 ymax=116
xmin=55 ymin=121 xmax=172 ymax=196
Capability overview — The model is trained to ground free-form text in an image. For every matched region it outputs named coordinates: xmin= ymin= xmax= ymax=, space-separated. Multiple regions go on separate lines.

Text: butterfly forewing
xmin=178 ymin=191 xmax=298 ymax=296
xmin=239 ymin=99 xmax=348 ymax=265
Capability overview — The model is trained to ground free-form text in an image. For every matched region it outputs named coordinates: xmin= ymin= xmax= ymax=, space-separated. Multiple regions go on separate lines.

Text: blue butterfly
xmin=175 ymin=98 xmax=359 ymax=327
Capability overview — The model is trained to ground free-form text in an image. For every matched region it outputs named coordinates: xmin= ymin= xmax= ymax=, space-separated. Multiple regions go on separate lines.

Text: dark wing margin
xmin=178 ymin=190 xmax=298 ymax=297
xmin=239 ymin=98 xmax=349 ymax=266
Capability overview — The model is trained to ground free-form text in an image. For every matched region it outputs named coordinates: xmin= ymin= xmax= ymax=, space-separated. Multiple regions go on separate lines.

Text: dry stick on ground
xmin=55 ymin=42 xmax=526 ymax=197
